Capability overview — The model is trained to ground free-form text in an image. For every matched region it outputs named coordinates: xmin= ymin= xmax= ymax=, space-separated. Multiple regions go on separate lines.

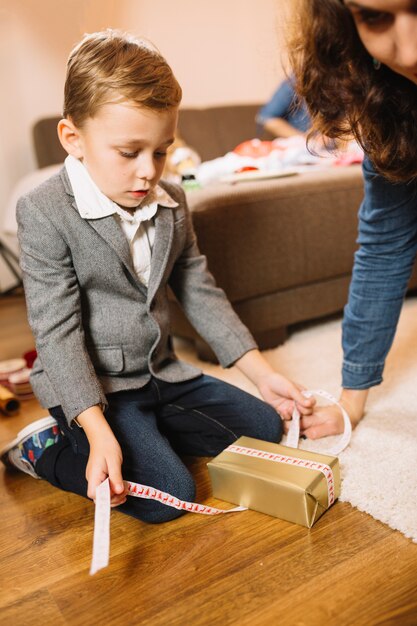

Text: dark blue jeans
xmin=37 ymin=375 xmax=282 ymax=523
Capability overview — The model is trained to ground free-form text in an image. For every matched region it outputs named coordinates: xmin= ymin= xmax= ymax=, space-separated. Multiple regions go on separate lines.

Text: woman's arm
xmin=263 ymin=117 xmax=305 ymax=138
xmin=302 ymin=157 xmax=417 ymax=438
xmin=342 ymin=157 xmax=417 ymax=389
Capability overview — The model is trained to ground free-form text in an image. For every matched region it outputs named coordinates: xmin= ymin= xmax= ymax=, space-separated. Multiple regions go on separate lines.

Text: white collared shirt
xmin=65 ymin=155 xmax=178 ymax=285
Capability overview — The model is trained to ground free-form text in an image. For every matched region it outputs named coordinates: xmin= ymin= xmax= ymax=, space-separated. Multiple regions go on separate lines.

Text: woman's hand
xmin=297 ymin=404 xmax=347 ymax=439
xmin=296 ymin=390 xmax=369 ymax=439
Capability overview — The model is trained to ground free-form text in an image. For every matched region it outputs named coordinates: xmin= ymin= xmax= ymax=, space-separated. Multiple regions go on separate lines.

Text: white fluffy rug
xmin=176 ymin=297 xmax=417 ymax=542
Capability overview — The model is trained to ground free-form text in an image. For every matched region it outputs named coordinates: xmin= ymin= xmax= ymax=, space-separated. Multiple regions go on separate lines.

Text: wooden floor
xmin=1 ymin=294 xmax=417 ymax=626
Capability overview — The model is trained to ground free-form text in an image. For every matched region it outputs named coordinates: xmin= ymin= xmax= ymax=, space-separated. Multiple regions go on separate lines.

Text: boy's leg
xmin=155 ymin=375 xmax=282 ymax=457
xmin=106 ymin=390 xmax=196 ymax=521
xmin=36 ymin=388 xmax=196 ymax=523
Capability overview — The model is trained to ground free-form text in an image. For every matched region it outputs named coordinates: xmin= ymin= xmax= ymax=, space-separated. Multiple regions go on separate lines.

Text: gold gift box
xmin=207 ymin=436 xmax=340 ymax=528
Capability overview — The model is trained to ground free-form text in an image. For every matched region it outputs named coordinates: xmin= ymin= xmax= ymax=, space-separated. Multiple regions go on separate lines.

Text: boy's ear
xmin=57 ymin=118 xmax=84 ymax=159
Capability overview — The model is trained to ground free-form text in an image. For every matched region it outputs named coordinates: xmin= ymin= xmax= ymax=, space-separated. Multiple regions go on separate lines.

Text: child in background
xmin=257 ymin=76 xmax=311 ymax=139
xmin=1 ymin=30 xmax=314 ymax=522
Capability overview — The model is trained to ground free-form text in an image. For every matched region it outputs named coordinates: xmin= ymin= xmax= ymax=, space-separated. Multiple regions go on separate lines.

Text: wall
xmin=0 ymin=0 xmax=288 ymax=290
xmin=0 ymin=0 xmax=122 ymax=232
xmin=116 ymin=0 xmax=287 ymax=106
xmin=0 ymin=0 xmax=286 ymax=218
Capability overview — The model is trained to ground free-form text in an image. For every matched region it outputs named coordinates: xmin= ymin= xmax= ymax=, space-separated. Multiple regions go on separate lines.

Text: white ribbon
xmin=90 ymin=478 xmax=111 ymax=575
xmin=90 ymin=479 xmax=246 ymax=575
xmin=286 ymin=389 xmax=352 ymax=456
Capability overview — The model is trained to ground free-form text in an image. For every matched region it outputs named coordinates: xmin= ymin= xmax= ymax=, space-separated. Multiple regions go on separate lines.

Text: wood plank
xmin=0 ymin=590 xmax=66 ymax=626
xmin=47 ymin=498 xmax=417 ymax=626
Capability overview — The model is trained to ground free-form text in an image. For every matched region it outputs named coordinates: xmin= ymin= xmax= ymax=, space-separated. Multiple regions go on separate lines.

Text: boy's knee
xmin=144 ymin=503 xmax=187 ymax=524
xmin=122 ymin=469 xmax=197 ymax=524
xmin=250 ymin=401 xmax=283 ymax=443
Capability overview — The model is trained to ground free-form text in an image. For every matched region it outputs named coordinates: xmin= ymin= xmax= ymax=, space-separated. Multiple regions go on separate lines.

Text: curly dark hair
xmin=288 ymin=0 xmax=417 ymax=182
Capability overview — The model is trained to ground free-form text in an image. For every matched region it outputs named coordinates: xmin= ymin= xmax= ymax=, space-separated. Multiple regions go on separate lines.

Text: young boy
xmin=1 ymin=30 xmax=314 ymax=522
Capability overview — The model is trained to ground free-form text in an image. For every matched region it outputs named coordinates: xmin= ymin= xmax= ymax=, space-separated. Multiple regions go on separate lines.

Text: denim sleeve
xmin=257 ymin=79 xmax=294 ymax=123
xmin=342 ymin=157 xmax=417 ymax=388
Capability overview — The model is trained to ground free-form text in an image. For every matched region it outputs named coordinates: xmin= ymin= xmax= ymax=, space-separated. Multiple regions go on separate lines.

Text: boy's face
xmin=65 ymin=102 xmax=178 ymax=209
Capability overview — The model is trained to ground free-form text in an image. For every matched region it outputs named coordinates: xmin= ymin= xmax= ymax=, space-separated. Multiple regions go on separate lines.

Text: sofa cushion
xmin=186 ymin=166 xmax=365 ymax=302
xmin=177 ymin=104 xmax=266 ymax=161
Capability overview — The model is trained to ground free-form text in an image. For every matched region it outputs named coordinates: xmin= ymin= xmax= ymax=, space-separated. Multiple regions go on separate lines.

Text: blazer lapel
xmin=61 ymin=168 xmax=147 ymax=294
xmin=147 ymin=208 xmax=174 ymax=303
xmin=83 ymin=210 xmax=148 ymax=295
xmin=85 ymin=213 xmax=131 ymax=267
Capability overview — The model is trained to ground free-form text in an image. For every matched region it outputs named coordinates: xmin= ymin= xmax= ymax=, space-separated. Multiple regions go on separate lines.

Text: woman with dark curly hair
xmin=287 ymin=0 xmax=417 ymax=438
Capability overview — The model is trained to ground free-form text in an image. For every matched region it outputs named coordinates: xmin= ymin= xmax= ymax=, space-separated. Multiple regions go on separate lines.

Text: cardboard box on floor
xmin=207 ymin=436 xmax=340 ymax=528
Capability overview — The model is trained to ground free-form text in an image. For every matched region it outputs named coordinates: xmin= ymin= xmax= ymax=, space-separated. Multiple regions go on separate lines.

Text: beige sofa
xmin=170 ymin=165 xmax=366 ymax=359
xmin=32 ymin=106 xmax=417 ymax=360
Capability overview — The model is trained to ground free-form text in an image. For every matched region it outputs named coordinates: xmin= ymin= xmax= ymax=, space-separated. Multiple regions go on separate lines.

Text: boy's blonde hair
xmin=63 ymin=29 xmax=182 ymax=127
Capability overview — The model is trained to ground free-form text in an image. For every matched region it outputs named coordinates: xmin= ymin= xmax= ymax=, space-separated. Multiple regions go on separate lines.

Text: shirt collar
xmin=65 ymin=154 xmax=178 ymax=222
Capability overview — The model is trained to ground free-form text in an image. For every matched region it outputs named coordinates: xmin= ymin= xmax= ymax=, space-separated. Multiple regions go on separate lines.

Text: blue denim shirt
xmin=342 ymin=157 xmax=417 ymax=388
xmin=257 ymin=78 xmax=311 ymax=133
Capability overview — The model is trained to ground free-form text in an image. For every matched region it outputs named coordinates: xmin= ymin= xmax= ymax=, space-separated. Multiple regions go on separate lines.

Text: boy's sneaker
xmin=0 ymin=416 xmax=62 ymax=479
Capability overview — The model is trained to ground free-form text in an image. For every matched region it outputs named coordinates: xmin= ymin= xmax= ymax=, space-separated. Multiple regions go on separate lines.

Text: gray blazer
xmin=17 ymin=168 xmax=256 ymax=424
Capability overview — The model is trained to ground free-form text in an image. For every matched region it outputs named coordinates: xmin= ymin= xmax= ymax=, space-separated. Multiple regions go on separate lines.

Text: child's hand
xmin=76 ymin=404 xmax=128 ymax=507
xmin=257 ymin=372 xmax=315 ymax=421
xmin=86 ymin=434 xmax=127 ymax=506
xmin=234 ymin=350 xmax=315 ymax=423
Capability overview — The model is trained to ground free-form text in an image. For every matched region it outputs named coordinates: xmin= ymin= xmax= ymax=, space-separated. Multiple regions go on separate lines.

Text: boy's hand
xmin=257 ymin=372 xmax=315 ymax=421
xmin=234 ymin=349 xmax=315 ymax=423
xmin=76 ymin=404 xmax=128 ymax=507
xmin=86 ymin=435 xmax=127 ymax=507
